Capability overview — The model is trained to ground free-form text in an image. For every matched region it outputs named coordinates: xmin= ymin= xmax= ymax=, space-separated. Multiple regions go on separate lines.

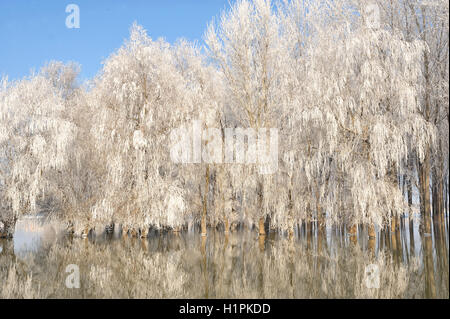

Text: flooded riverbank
xmin=0 ymin=216 xmax=448 ymax=298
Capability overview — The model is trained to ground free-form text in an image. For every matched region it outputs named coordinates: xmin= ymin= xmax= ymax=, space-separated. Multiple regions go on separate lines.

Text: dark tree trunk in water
xmin=0 ymin=218 xmax=16 ymax=239
xmin=419 ymin=154 xmax=432 ymax=235
xmin=200 ymin=235 xmax=208 ymax=298
xmin=257 ymin=176 xmax=266 ymax=236
xmin=201 ymin=165 xmax=210 ymax=237
xmin=424 ymin=235 xmax=437 ymax=298
xmin=432 ymin=165 xmax=445 ymax=236
xmin=384 ymin=219 xmax=391 ymax=250
xmin=395 ymin=216 xmax=402 ymax=263
xmin=407 ymin=173 xmax=415 ymax=256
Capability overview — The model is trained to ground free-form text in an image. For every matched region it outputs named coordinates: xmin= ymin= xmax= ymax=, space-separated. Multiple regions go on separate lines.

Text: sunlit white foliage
xmin=0 ymin=69 xmax=76 ymax=236
xmin=0 ymin=0 xmax=447 ymax=237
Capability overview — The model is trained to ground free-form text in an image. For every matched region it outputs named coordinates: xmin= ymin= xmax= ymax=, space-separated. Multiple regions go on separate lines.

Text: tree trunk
xmin=121 ymin=225 xmax=128 ymax=238
xmin=384 ymin=220 xmax=391 ymax=250
xmin=390 ymin=221 xmax=398 ymax=258
xmin=258 ymin=233 xmax=265 ymax=252
xmin=438 ymin=166 xmax=445 ymax=235
xmin=130 ymin=228 xmax=138 ymax=238
xmin=406 ymin=172 xmax=415 ymax=256
xmin=81 ymin=225 xmax=89 ymax=239
xmin=419 ymin=154 xmax=432 ymax=235
xmin=258 ymin=217 xmax=265 ymax=236
xmin=201 ymin=165 xmax=210 ymax=237
xmin=200 ymin=234 xmax=208 ymax=297
xmin=224 ymin=217 xmax=229 ymax=234
xmin=201 ymin=215 xmax=207 ymax=236
xmin=409 ymin=214 xmax=415 ymax=256
xmin=395 ymin=216 xmax=402 ymax=262
xmin=257 ymin=175 xmax=266 ymax=236
xmin=288 ymin=226 xmax=294 ymax=240
xmin=348 ymin=224 xmax=357 ymax=245
xmin=432 ymin=167 xmax=441 ymax=234
xmin=368 ymin=224 xmax=376 ymax=256
xmin=0 ymin=219 xmax=16 ymax=239
xmin=140 ymin=227 xmax=148 ymax=238
xmin=368 ymin=224 xmax=376 ymax=238
xmin=348 ymin=224 xmax=357 ymax=235
xmin=424 ymin=235 xmax=437 ymax=298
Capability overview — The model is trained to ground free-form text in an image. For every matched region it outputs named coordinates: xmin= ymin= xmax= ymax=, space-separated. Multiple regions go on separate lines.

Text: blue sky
xmin=0 ymin=0 xmax=232 ymax=82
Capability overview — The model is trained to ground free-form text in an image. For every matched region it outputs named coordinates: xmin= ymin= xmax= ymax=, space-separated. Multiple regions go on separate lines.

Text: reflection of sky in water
xmin=2 ymin=213 xmax=448 ymax=298
xmin=12 ymin=216 xmax=51 ymax=257
xmin=14 ymin=225 xmax=42 ymax=256
xmin=10 ymin=214 xmax=438 ymax=260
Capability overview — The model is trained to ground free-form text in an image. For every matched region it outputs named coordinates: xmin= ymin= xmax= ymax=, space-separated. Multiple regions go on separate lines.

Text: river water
xmin=0 ymin=216 xmax=448 ymax=298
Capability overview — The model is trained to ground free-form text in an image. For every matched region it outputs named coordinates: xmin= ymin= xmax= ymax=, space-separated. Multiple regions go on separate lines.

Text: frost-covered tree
xmin=205 ymin=0 xmax=294 ymax=234
xmin=88 ymin=24 xmax=221 ymax=237
xmin=0 ymin=67 xmax=77 ymax=237
xmin=292 ymin=0 xmax=436 ymax=231
xmin=1 ymin=0 xmax=447 ymax=240
xmin=364 ymin=0 xmax=449 ymax=233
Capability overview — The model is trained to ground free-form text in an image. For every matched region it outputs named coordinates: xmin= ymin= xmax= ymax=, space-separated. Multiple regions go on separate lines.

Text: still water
xmin=1 ymin=216 xmax=448 ymax=298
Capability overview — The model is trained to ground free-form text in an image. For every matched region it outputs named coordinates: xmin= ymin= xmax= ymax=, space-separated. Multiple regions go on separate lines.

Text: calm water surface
xmin=1 ymin=216 xmax=448 ymax=298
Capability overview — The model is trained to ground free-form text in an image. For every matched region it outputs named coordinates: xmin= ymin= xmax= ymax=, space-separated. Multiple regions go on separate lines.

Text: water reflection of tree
xmin=0 ymin=229 xmax=448 ymax=298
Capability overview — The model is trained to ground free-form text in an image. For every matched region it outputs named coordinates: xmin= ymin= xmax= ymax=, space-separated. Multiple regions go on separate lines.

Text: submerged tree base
xmin=0 ymin=221 xmax=15 ymax=239
xmin=2 ymin=221 xmax=448 ymax=299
